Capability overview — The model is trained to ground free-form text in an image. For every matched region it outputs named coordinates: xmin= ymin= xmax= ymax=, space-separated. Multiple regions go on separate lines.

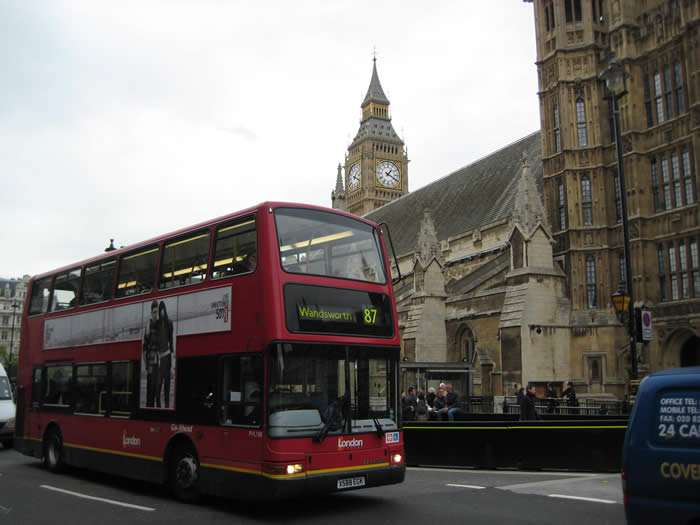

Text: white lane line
xmin=40 ymin=485 xmax=155 ymax=511
xmin=446 ymin=483 xmax=486 ymax=490
xmin=548 ymin=494 xmax=617 ymax=504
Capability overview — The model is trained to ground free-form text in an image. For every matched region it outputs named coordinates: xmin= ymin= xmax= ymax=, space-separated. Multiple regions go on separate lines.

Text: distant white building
xmin=0 ymin=275 xmax=30 ymax=364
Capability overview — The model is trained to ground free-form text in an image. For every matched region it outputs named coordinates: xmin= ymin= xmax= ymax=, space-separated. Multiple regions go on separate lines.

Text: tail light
xmin=621 ymin=468 xmax=628 ymax=508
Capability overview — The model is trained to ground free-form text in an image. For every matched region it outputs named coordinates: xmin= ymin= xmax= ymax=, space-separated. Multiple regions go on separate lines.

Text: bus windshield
xmin=275 ymin=208 xmax=387 ymax=284
xmin=268 ymin=343 xmax=398 ymax=439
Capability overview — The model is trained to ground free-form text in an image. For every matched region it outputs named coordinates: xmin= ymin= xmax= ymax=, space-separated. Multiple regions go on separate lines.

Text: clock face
xmin=376 ymin=161 xmax=400 ymax=188
xmin=348 ymin=164 xmax=360 ymax=191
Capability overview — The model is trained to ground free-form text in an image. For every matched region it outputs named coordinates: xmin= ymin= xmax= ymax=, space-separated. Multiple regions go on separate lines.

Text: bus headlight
xmin=287 ymin=463 xmax=303 ymax=475
xmin=263 ymin=462 xmax=304 ymax=476
xmin=391 ymin=453 xmax=402 ymax=464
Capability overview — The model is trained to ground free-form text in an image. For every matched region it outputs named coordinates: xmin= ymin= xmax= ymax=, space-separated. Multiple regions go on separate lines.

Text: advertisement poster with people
xmin=141 ymin=297 xmax=177 ymax=409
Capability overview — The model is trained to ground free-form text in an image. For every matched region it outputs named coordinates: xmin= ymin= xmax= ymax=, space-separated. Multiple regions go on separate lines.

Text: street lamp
xmin=600 ymin=59 xmax=638 ymax=381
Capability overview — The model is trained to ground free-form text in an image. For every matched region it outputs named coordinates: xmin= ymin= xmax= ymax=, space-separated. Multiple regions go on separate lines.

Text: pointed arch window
xmin=576 ymin=98 xmax=588 ymax=147
xmin=581 ymin=174 xmax=592 ymax=226
xmin=586 ymin=255 xmax=597 ymax=308
xmin=553 ymin=104 xmax=561 ymax=153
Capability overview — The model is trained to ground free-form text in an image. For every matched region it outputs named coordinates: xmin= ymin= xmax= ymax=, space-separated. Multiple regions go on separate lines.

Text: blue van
xmin=621 ymin=367 xmax=700 ymax=524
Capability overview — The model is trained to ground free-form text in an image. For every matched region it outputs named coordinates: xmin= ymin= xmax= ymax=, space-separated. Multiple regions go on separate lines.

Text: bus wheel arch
xmin=164 ymin=434 xmax=201 ymax=503
xmin=43 ymin=423 xmax=64 ymax=473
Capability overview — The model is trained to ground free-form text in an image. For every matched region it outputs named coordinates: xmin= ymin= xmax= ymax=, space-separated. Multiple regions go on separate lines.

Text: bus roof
xmin=30 ymin=201 xmax=380 ymax=281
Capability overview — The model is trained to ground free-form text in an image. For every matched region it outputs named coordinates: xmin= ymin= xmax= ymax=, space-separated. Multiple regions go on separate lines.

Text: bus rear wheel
xmin=43 ymin=429 xmax=64 ymax=473
xmin=169 ymin=446 xmax=200 ymax=503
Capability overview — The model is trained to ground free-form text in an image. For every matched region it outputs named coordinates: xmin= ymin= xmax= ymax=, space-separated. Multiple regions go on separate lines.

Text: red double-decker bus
xmin=15 ymin=202 xmax=404 ymax=501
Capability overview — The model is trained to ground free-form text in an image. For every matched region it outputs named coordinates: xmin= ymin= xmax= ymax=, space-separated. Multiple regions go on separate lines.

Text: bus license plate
xmin=337 ymin=476 xmax=366 ymax=490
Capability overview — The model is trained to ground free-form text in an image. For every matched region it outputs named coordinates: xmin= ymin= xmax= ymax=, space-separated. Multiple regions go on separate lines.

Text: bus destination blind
xmin=284 ymin=283 xmax=393 ymax=337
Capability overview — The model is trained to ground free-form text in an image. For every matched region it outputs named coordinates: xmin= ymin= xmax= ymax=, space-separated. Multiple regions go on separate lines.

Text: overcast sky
xmin=1 ymin=1 xmax=540 ymax=279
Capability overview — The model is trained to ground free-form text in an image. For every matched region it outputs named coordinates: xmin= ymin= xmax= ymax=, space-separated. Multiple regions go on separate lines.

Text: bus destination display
xmin=285 ymin=283 xmax=393 ymax=337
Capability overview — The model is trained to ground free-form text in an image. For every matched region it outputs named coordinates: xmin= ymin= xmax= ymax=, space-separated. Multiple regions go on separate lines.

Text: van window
xmin=653 ymin=389 xmax=700 ymax=446
xmin=0 ymin=376 xmax=11 ymax=401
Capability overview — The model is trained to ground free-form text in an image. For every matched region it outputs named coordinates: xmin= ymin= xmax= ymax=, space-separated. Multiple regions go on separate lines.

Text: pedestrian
xmin=426 ymin=387 xmax=436 ymax=408
xmin=401 ymin=386 xmax=417 ymax=421
xmin=545 ymin=382 xmax=557 ymax=414
xmin=561 ymin=381 xmax=578 ymax=407
xmin=431 ymin=387 xmax=446 ymax=420
xmin=439 ymin=384 xmax=464 ymax=422
xmin=519 ymin=384 xmax=539 ymax=421
xmin=415 ymin=391 xmax=430 ymax=421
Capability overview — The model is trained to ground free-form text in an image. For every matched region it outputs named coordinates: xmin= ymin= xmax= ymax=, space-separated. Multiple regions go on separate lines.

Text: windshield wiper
xmin=314 ymin=397 xmax=348 ymax=443
xmin=369 ymin=409 xmax=385 ymax=438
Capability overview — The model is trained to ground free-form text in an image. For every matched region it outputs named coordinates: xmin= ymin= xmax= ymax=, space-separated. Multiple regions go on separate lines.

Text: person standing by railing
xmin=519 ymin=384 xmax=539 ymax=421
xmin=561 ymin=381 xmax=578 ymax=407
xmin=545 ymin=382 xmax=557 ymax=414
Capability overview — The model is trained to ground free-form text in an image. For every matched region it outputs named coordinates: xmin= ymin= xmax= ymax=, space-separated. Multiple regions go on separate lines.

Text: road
xmin=0 ymin=446 xmax=625 ymax=524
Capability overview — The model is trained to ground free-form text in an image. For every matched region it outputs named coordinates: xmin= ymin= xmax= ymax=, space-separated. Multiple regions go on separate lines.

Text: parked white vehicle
xmin=0 ymin=363 xmax=15 ymax=448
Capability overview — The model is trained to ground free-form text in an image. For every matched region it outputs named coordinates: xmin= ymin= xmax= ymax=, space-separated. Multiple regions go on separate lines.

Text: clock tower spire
xmin=334 ymin=57 xmax=408 ymax=216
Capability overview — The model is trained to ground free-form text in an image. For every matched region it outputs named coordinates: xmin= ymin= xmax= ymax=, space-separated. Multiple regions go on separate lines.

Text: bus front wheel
xmin=169 ymin=446 xmax=200 ymax=503
xmin=43 ymin=429 xmax=64 ymax=473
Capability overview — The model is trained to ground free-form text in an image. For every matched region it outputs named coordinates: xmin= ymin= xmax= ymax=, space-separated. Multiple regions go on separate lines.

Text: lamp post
xmin=600 ymin=59 xmax=638 ymax=380
xmin=8 ymin=300 xmax=19 ymax=369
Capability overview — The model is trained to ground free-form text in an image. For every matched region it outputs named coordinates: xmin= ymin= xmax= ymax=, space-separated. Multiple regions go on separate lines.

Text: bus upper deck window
xmin=28 ymin=276 xmax=52 ymax=315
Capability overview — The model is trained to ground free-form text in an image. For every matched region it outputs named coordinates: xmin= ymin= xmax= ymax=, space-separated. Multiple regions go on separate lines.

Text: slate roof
xmin=365 ymin=131 xmax=543 ymax=257
xmin=362 ymin=59 xmax=390 ymax=106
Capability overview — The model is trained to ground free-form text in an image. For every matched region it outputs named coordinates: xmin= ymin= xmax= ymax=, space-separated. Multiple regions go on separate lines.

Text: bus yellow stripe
xmin=64 ymin=442 xmax=162 ymax=462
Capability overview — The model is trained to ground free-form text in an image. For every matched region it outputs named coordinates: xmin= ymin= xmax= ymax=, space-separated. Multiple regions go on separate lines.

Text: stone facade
xmin=529 ymin=0 xmax=700 ymax=393
xmin=331 ymin=1 xmax=699 ymax=401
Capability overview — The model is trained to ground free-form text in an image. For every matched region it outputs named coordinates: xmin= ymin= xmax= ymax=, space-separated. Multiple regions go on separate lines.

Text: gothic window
xmin=662 ymin=156 xmax=672 ymax=210
xmin=682 ymin=149 xmax=694 ymax=204
xmin=691 ymin=240 xmax=700 ymax=297
xmin=651 ymin=147 xmax=694 ymax=212
xmin=664 ymin=65 xmax=674 ymax=119
xmin=581 ymin=174 xmax=592 ymax=226
xmin=669 ymin=245 xmax=678 ymax=300
xmin=586 ymin=255 xmax=597 ymax=308
xmin=654 ymin=72 xmax=665 ymax=123
xmin=576 ymin=98 xmax=587 ymax=147
xmin=651 ymin=159 xmax=662 ymax=212
xmin=565 ymin=0 xmax=582 ymax=22
xmin=674 ymin=62 xmax=685 ymax=115
xmin=553 ymin=104 xmax=561 ymax=153
xmin=680 ymin=242 xmax=689 ymax=298
xmin=672 ymin=152 xmax=683 ymax=207
xmin=658 ymin=245 xmax=667 ymax=301
xmin=558 ymin=178 xmax=567 ymax=230
xmin=593 ymin=0 xmax=604 ymax=23
xmin=643 ymin=75 xmax=654 ymax=128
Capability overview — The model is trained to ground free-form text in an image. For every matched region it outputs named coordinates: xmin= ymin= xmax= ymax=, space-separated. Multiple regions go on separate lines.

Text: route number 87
xmin=363 ymin=308 xmax=377 ymax=325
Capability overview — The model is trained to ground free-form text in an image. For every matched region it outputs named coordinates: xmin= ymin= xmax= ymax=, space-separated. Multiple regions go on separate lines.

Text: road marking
xmin=548 ymin=494 xmax=617 ymax=504
xmin=446 ymin=483 xmax=486 ymax=490
xmin=40 ymin=485 xmax=155 ymax=511
xmin=0 ymin=504 xmax=9 ymax=514
xmin=409 ymin=467 xmax=597 ymax=477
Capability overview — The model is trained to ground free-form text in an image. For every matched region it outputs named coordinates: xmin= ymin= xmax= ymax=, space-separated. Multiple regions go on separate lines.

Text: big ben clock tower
xmin=333 ymin=57 xmax=408 ymax=216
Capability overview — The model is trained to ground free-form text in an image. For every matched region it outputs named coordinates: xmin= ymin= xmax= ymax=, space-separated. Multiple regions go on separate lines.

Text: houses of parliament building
xmin=332 ymin=0 xmax=699 ymax=401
